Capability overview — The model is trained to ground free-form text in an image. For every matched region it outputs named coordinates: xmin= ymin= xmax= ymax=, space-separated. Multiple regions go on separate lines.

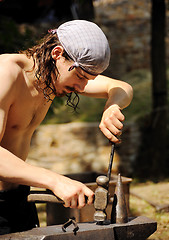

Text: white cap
xmin=56 ymin=20 xmax=111 ymax=75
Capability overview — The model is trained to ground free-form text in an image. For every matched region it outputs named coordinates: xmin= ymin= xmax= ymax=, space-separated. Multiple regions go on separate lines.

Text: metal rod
xmin=107 ymin=143 xmax=115 ymax=181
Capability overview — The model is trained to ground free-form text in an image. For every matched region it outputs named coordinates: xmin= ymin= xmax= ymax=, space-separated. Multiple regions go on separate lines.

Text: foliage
xmin=122 ymin=69 xmax=152 ymax=121
xmin=43 ymin=94 xmax=106 ymax=124
xmin=0 ymin=16 xmax=168 ymax=128
xmin=0 ymin=16 xmax=36 ymax=54
xmin=123 ymin=68 xmax=169 ymax=179
xmin=0 ymin=16 xmax=159 ymax=125
xmin=44 ymin=69 xmax=153 ymax=124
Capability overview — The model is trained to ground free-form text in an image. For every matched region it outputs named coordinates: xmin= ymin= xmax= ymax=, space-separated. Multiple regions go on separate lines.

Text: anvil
xmin=0 ymin=216 xmax=157 ymax=240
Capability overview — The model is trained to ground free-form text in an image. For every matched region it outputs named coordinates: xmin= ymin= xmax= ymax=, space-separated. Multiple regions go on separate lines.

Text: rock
xmin=27 ymin=122 xmax=140 ymax=176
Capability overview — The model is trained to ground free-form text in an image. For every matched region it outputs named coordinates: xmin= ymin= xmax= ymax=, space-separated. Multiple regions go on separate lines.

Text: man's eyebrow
xmin=76 ymin=70 xmax=89 ymax=80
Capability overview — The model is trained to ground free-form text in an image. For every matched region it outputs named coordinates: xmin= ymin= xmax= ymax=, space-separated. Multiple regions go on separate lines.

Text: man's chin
xmin=55 ymin=91 xmax=68 ymax=97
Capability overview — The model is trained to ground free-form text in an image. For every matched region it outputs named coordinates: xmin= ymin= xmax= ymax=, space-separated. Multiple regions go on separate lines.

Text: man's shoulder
xmin=0 ymin=53 xmax=23 ymax=69
xmin=0 ymin=54 xmax=24 ymax=83
xmin=0 ymin=54 xmax=25 ymax=98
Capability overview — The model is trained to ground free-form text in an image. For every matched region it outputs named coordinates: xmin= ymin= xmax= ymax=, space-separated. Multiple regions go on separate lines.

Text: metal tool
xmin=62 ymin=217 xmax=79 ymax=235
xmin=111 ymin=173 xmax=128 ymax=224
xmin=107 ymin=142 xmax=115 ymax=181
xmin=0 ymin=216 xmax=157 ymax=240
xmin=94 ymin=143 xmax=115 ymax=223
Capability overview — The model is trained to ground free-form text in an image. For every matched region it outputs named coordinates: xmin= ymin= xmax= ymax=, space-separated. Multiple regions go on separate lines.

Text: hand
xmin=99 ymin=104 xmax=124 ymax=143
xmin=52 ymin=175 xmax=94 ymax=209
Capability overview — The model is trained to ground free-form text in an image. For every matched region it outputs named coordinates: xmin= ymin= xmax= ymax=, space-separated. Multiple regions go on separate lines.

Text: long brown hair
xmin=21 ymin=32 xmax=80 ymax=110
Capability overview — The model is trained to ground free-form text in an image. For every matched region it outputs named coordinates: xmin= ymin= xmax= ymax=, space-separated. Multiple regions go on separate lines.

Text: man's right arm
xmin=0 ymin=107 xmax=94 ymax=209
xmin=0 ymin=146 xmax=94 ymax=208
xmin=0 ymin=62 xmax=94 ymax=209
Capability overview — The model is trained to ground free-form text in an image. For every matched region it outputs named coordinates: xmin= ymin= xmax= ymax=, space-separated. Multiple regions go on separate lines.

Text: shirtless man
xmin=0 ymin=20 xmax=133 ymax=234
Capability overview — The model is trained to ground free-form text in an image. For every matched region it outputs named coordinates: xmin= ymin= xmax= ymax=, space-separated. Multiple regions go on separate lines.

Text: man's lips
xmin=65 ymin=86 xmax=76 ymax=93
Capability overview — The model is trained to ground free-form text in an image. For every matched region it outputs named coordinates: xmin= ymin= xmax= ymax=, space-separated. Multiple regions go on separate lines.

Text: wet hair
xmin=20 ymin=32 xmax=80 ymax=111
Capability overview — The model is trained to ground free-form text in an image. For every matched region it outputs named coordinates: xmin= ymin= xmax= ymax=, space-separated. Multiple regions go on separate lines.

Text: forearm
xmin=97 ymin=77 xmax=133 ymax=143
xmin=0 ymin=146 xmax=94 ymax=208
xmin=0 ymin=146 xmax=57 ymax=190
xmin=83 ymin=75 xmax=133 ymax=110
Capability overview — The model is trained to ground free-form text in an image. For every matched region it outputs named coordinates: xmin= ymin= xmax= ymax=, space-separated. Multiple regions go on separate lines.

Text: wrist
xmin=104 ymin=103 xmax=121 ymax=111
xmin=43 ymin=170 xmax=60 ymax=191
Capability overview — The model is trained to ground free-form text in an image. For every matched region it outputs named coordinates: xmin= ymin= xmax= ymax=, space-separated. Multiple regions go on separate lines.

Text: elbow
xmin=126 ymin=83 xmax=133 ymax=105
xmin=120 ymin=83 xmax=133 ymax=110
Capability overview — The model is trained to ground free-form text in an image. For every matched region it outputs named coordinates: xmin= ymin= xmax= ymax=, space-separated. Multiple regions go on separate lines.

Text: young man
xmin=0 ymin=20 xmax=133 ymax=234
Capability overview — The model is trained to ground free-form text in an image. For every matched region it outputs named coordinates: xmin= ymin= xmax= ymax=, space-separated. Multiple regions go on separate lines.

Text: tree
xmin=150 ymin=0 xmax=168 ymax=177
xmin=134 ymin=0 xmax=168 ymax=179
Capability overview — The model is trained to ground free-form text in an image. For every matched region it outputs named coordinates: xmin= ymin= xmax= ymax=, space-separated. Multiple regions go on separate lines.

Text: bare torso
xmin=0 ymin=54 xmax=53 ymax=190
xmin=0 ymin=49 xmax=132 ymax=209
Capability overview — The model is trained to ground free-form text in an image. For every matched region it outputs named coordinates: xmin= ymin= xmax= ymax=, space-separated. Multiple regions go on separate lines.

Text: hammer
xmin=94 ymin=143 xmax=115 ymax=223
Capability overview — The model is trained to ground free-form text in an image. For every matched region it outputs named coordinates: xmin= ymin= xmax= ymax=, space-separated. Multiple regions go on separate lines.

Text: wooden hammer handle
xmin=27 ymin=191 xmax=90 ymax=204
xmin=27 ymin=191 xmax=64 ymax=204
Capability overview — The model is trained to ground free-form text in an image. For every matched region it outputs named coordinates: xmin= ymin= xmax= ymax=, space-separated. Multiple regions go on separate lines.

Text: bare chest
xmin=4 ymin=66 xmax=53 ymax=134
xmin=6 ymin=94 xmax=51 ymax=132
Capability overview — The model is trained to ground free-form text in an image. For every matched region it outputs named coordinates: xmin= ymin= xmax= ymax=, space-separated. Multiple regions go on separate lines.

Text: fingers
xmin=54 ymin=175 xmax=95 ymax=209
xmin=77 ymin=193 xmax=86 ymax=209
xmin=84 ymin=188 xmax=94 ymax=206
xmin=100 ymin=105 xmax=125 ymax=143
xmin=102 ymin=129 xmax=121 ymax=143
xmin=99 ymin=120 xmax=123 ymax=143
xmin=63 ymin=187 xmax=94 ymax=209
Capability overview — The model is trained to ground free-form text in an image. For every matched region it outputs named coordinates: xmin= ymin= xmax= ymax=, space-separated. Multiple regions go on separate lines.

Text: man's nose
xmin=74 ymin=82 xmax=87 ymax=92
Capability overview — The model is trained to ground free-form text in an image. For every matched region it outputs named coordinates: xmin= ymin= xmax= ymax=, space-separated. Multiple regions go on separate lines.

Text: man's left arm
xmin=81 ymin=75 xmax=133 ymax=143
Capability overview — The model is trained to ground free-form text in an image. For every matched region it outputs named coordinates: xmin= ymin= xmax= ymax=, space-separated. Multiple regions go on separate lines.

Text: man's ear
xmin=51 ymin=46 xmax=64 ymax=60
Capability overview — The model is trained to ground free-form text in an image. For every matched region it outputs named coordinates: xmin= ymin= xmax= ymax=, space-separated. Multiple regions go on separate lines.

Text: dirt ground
xmin=130 ymin=181 xmax=169 ymax=240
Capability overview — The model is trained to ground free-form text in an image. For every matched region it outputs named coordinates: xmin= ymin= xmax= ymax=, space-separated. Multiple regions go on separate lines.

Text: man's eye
xmin=77 ymin=74 xmax=84 ymax=80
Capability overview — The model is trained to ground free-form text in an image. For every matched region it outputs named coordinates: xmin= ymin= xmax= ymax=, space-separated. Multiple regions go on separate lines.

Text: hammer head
xmin=94 ymin=175 xmax=109 ymax=223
